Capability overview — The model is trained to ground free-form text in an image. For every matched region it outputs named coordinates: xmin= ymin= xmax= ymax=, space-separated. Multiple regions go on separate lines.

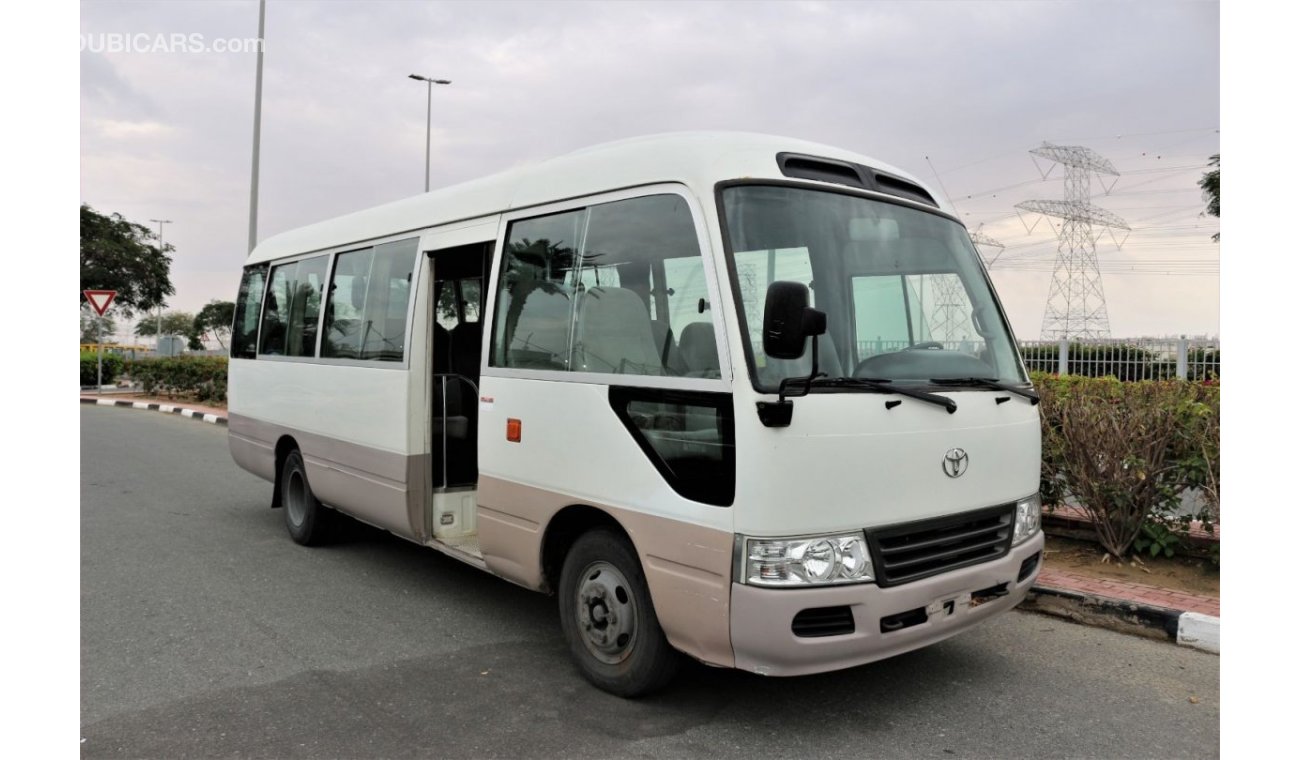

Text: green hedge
xmin=127 ymin=356 xmax=228 ymax=403
xmin=1034 ymin=372 xmax=1219 ymax=559
xmin=80 ymin=351 xmax=125 ymax=386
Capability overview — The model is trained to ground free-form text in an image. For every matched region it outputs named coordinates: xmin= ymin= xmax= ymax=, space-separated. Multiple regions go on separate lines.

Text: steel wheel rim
xmin=286 ymin=468 xmax=307 ymax=526
xmin=575 ymin=560 xmax=638 ymax=665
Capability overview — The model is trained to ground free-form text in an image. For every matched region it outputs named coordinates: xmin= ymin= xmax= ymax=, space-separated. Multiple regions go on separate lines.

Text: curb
xmin=80 ymin=396 xmax=228 ymax=426
xmin=1025 ymin=584 xmax=1220 ymax=654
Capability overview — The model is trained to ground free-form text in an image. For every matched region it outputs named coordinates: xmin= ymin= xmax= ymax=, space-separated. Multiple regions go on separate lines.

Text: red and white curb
xmin=1027 ymin=585 xmax=1220 ymax=654
xmin=80 ymin=397 xmax=227 ymax=426
xmin=1177 ymin=612 xmax=1220 ymax=654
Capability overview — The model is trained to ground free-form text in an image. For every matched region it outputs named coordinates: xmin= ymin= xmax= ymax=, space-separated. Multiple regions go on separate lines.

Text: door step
xmin=426 ymin=533 xmax=487 ymax=570
xmin=442 ymin=534 xmax=482 ymax=558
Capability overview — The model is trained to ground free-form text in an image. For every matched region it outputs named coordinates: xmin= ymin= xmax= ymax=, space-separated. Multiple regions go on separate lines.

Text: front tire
xmin=558 ymin=529 xmax=680 ymax=697
xmin=281 ymin=448 xmax=334 ymax=546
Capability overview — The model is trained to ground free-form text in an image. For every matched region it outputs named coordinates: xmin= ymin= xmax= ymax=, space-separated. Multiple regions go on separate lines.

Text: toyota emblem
xmin=942 ymin=448 xmax=969 ymax=478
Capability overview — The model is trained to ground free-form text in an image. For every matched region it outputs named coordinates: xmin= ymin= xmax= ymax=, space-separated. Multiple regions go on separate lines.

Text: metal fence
xmin=850 ymin=338 xmax=1219 ymax=381
xmin=1017 ymin=338 xmax=1220 ymax=381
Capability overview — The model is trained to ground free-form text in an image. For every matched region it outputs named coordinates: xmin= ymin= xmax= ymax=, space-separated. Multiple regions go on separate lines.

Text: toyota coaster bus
xmin=228 ymin=132 xmax=1043 ymax=696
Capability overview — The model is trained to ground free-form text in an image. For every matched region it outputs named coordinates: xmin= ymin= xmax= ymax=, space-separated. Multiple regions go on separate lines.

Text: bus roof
xmin=246 ymin=131 xmax=951 ymax=264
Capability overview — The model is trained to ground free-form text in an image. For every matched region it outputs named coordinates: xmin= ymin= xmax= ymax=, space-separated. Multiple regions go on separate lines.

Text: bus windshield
xmin=720 ymin=184 xmax=1026 ymax=392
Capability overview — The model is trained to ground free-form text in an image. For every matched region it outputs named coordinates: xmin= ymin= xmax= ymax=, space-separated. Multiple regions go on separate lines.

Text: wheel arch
xmin=540 ymin=504 xmax=634 ymax=595
xmin=271 ymin=435 xmax=300 ymax=509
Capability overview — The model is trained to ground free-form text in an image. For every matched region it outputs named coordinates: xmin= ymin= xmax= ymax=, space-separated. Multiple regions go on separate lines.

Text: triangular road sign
xmin=84 ymin=290 xmax=117 ymax=316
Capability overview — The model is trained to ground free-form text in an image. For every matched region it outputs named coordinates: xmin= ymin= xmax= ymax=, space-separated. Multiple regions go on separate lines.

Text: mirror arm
xmin=776 ymin=333 xmax=821 ymax=404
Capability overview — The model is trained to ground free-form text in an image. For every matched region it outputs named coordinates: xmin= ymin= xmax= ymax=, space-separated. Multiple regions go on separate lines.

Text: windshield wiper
xmin=811 ymin=377 xmax=958 ymax=414
xmin=929 ymin=377 xmax=1040 ymax=405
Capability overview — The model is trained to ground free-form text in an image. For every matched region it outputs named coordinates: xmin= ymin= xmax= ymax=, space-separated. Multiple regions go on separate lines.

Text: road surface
xmin=81 ymin=405 xmax=1220 ymax=758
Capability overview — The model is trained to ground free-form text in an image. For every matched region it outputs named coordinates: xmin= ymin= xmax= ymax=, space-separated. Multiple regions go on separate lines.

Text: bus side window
xmin=320 ymin=239 xmax=417 ymax=362
xmin=358 ymin=239 xmax=418 ymax=361
xmin=259 ymin=255 xmax=328 ymax=357
xmin=490 ymin=194 xmax=713 ymax=379
xmin=322 ymin=247 xmax=375 ymax=359
xmin=232 ymin=264 xmax=268 ymax=359
xmin=491 ymin=208 xmax=585 ymax=370
xmin=259 ymin=263 xmax=292 ymax=355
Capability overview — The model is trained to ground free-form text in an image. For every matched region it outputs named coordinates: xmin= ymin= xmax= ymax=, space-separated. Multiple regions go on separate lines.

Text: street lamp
xmin=149 ymin=218 xmax=172 ymax=352
xmin=408 ymin=74 xmax=451 ymax=192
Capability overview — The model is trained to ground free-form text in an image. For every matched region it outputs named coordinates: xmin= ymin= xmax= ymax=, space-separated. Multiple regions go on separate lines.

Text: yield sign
xmin=84 ymin=290 xmax=117 ymax=316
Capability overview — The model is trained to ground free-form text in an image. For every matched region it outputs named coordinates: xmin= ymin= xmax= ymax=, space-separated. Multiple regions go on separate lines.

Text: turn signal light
xmin=506 ymin=418 xmax=522 ymax=442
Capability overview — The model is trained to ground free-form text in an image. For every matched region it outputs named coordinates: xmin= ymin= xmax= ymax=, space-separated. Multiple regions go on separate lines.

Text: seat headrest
xmin=678 ymin=322 xmax=719 ymax=374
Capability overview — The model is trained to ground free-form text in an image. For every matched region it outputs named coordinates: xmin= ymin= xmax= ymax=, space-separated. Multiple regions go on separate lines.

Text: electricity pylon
xmin=1015 ymin=142 xmax=1130 ymax=339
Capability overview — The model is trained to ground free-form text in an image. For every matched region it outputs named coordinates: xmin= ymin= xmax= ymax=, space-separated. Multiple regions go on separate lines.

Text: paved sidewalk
xmin=80 ymin=394 xmax=1219 ymax=651
xmin=1036 ymin=566 xmax=1219 ymax=617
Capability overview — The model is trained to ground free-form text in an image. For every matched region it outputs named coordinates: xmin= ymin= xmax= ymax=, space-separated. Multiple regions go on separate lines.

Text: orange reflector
xmin=506 ymin=418 xmax=522 ymax=442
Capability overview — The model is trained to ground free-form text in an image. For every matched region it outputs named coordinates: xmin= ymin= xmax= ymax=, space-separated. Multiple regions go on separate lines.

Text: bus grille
xmin=867 ymin=505 xmax=1015 ymax=587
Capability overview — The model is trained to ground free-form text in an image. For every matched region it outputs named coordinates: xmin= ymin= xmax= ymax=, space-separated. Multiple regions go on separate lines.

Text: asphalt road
xmin=81 ymin=405 xmax=1220 ymax=759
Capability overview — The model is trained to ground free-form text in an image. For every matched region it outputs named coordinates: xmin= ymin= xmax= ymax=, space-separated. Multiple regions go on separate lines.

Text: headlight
xmin=1012 ymin=494 xmax=1042 ymax=546
xmin=742 ymin=532 xmax=874 ymax=587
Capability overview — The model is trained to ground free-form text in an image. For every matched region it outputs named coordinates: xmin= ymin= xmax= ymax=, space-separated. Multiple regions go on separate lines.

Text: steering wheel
xmin=906 ymin=341 xmax=945 ymax=350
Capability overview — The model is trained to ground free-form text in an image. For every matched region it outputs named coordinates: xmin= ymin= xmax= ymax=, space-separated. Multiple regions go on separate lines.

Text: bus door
xmin=428 ymin=240 xmax=494 ymax=491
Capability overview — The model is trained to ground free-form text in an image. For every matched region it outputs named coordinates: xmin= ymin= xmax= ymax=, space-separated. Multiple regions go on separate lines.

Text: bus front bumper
xmin=729 ymin=532 xmax=1044 ymax=676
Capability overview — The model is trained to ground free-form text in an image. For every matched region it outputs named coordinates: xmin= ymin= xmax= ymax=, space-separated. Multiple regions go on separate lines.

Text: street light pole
xmin=408 ymin=74 xmax=451 ymax=192
xmin=249 ymin=0 xmax=266 ymax=253
xmin=150 ymin=218 xmax=172 ymax=352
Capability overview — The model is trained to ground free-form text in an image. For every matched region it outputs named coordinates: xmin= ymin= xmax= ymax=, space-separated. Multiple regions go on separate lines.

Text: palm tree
xmin=1199 ymin=154 xmax=1219 ymax=241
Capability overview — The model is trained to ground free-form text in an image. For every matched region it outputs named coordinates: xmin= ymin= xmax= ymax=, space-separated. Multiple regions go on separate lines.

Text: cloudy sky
xmin=80 ymin=0 xmax=1220 ymax=341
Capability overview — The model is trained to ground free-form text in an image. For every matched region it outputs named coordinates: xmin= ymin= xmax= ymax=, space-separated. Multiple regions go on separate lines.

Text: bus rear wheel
xmin=281 ymin=448 xmax=334 ymax=546
xmin=558 ymin=529 xmax=680 ymax=697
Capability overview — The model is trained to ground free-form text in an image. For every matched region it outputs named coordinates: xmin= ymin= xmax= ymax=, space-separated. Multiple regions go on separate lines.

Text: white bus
xmin=228 ymin=132 xmax=1043 ymax=696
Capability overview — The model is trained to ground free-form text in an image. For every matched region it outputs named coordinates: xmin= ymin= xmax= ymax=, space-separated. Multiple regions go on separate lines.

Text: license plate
xmin=925 ymin=592 xmax=972 ymax=618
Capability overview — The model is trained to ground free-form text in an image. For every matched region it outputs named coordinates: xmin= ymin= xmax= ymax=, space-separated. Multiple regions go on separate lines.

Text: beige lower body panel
xmin=227 ymin=413 xmax=428 ymax=541
xmin=477 ymin=476 xmax=735 ymax=668
xmin=730 ymin=533 xmax=1045 ymax=676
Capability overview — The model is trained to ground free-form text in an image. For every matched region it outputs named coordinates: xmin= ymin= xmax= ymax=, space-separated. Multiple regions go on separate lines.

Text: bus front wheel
xmin=281 ymin=448 xmax=333 ymax=546
xmin=558 ymin=528 xmax=680 ymax=697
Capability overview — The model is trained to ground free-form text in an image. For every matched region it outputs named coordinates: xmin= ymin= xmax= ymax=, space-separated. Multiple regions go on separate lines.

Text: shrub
xmin=1034 ymin=373 xmax=1217 ymax=559
xmin=81 ymin=351 xmax=124 ymax=386
xmin=127 ymin=356 xmax=228 ymax=403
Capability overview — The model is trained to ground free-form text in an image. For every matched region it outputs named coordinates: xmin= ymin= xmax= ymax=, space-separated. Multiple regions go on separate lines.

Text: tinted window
xmin=491 ymin=208 xmax=584 ymax=370
xmin=609 ymin=387 xmax=735 ymax=506
xmin=321 ymin=238 xmax=418 ymax=362
xmin=232 ymin=264 xmax=267 ymax=359
xmin=490 ymin=194 xmax=714 ymax=378
xmin=322 ymin=248 xmax=374 ymax=358
xmin=259 ymin=255 xmax=328 ymax=357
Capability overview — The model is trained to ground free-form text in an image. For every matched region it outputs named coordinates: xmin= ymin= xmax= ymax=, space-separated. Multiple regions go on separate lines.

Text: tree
xmin=135 ymin=311 xmax=196 ymax=338
xmin=194 ymin=300 xmax=235 ymax=349
xmin=80 ymin=204 xmax=176 ymax=317
xmin=1198 ymin=154 xmax=1219 ymax=242
xmin=80 ymin=307 xmax=117 ymax=344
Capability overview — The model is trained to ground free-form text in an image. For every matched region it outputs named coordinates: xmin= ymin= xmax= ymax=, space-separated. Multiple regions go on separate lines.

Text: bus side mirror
xmin=763 ymin=281 xmax=826 ymax=360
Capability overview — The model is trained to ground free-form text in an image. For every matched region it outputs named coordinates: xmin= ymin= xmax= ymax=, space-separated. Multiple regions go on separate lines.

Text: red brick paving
xmin=1036 ymin=566 xmax=1219 ymax=618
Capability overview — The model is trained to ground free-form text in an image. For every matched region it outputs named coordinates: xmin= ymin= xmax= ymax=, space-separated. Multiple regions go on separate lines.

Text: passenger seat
xmin=678 ymin=322 xmax=720 ymax=377
xmin=572 ymin=287 xmax=663 ymax=375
